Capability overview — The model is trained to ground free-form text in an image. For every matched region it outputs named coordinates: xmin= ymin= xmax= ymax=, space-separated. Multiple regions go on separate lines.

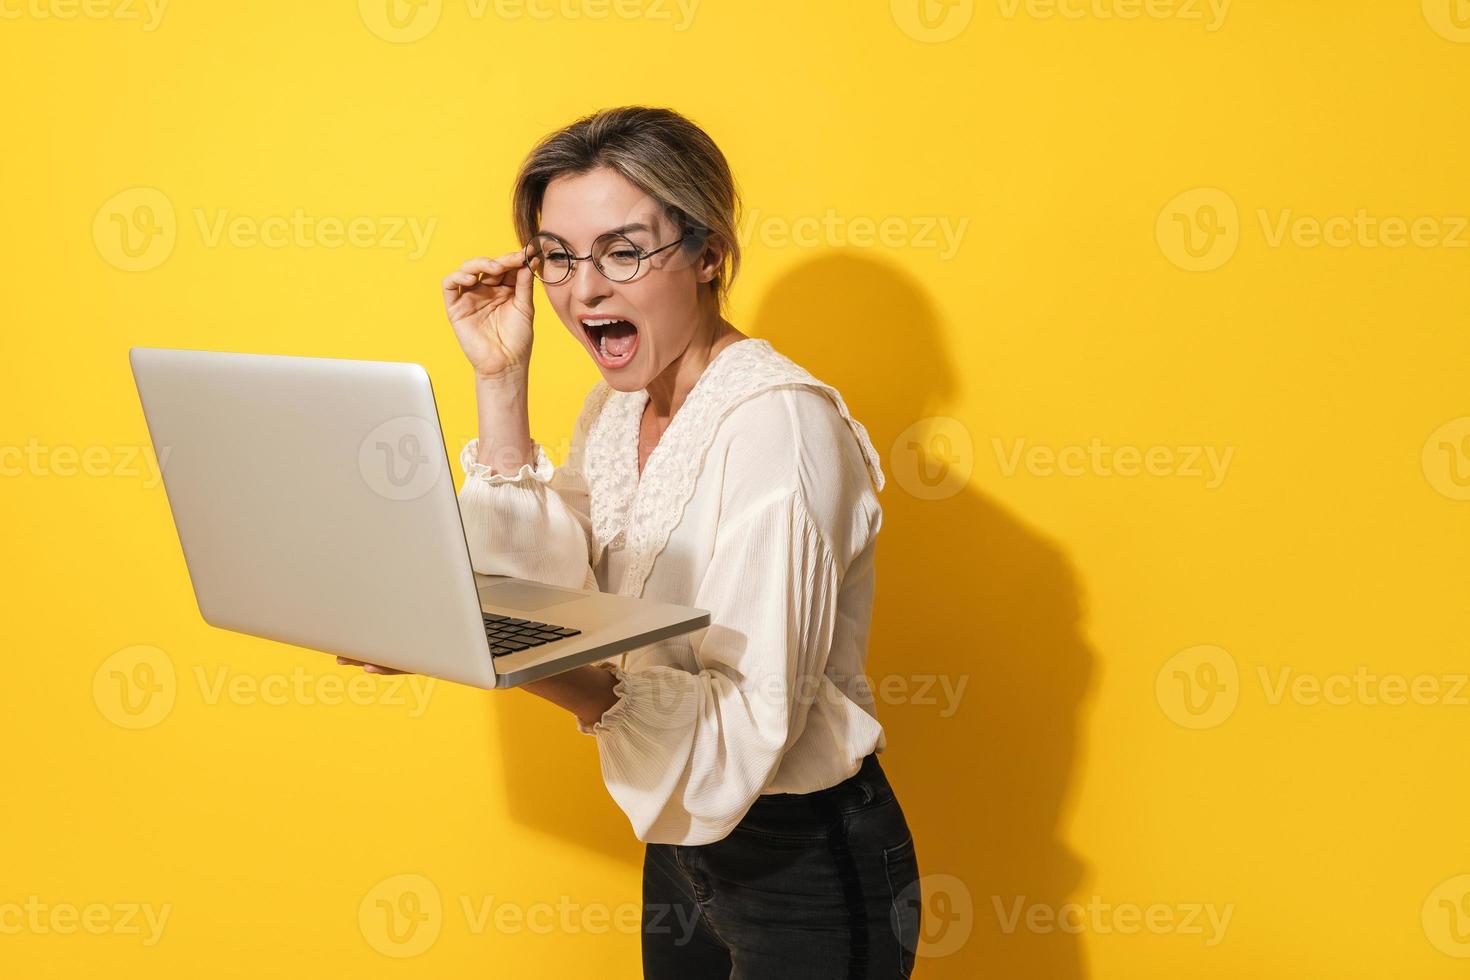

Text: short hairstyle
xmin=512 ymin=106 xmax=742 ymax=308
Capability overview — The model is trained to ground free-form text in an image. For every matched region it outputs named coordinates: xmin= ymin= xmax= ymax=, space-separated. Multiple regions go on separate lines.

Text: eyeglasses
xmin=525 ymin=230 xmax=690 ymax=285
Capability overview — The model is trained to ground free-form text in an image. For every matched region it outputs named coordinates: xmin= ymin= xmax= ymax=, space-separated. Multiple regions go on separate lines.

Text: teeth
xmin=597 ymin=333 xmax=630 ymax=360
xmin=588 ymin=317 xmax=633 ymax=361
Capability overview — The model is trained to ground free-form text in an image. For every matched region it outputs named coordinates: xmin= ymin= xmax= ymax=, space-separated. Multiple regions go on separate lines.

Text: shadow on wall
xmin=493 ymin=252 xmax=1097 ymax=979
xmin=763 ymin=254 xmax=1096 ymax=979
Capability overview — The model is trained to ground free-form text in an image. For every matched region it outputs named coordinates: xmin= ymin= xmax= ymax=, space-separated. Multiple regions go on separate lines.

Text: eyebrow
xmin=537 ymin=222 xmax=654 ymax=240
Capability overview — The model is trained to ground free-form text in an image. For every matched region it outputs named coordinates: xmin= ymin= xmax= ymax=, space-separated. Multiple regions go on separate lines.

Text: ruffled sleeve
xmin=455 ymin=408 xmax=597 ymax=592
xmin=579 ymin=487 xmax=843 ymax=845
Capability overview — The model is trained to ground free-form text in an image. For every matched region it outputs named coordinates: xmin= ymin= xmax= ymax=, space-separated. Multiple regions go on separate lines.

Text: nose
xmin=569 ymin=253 xmax=611 ymax=306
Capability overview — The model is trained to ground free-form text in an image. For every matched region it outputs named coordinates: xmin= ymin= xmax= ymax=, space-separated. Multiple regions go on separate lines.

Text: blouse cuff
xmin=459 ymin=437 xmax=554 ymax=485
xmin=575 ymin=663 xmax=704 ymax=742
xmin=576 ymin=662 xmax=634 ymax=736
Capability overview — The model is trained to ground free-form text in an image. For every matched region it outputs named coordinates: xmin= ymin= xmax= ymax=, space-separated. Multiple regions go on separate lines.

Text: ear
xmin=693 ymin=234 xmax=726 ymax=287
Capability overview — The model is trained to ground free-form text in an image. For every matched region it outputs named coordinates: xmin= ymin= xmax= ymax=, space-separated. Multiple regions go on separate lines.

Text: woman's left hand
xmin=335 ymin=656 xmax=411 ymax=675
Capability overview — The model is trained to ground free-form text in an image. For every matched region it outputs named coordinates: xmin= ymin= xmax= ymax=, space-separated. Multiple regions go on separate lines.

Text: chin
xmin=600 ymin=369 xmax=646 ymax=393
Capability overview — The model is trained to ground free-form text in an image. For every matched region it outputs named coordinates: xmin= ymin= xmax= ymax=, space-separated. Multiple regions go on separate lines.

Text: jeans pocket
xmin=883 ymin=835 xmax=920 ymax=978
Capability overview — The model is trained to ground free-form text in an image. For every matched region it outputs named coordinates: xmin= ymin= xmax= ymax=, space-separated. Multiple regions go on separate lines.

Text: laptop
xmin=128 ymin=347 xmax=710 ymax=689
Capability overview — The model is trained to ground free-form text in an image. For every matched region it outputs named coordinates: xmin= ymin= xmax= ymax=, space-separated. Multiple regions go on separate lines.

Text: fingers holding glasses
xmin=442 ymin=259 xmax=494 ymax=297
xmin=454 ymin=251 xmax=527 ymax=290
xmin=440 ymin=247 xmax=536 ymax=376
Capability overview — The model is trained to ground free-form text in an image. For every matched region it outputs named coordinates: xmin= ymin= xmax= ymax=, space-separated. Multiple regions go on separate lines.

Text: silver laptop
xmin=128 ymin=347 xmax=710 ymax=689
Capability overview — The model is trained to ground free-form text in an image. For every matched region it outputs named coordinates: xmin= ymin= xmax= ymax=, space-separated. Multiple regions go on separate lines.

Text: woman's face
xmin=536 ymin=166 xmax=719 ymax=392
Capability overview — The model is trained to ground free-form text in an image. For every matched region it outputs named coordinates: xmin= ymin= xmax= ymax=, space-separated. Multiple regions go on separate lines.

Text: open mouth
xmin=580 ymin=316 xmax=640 ymax=369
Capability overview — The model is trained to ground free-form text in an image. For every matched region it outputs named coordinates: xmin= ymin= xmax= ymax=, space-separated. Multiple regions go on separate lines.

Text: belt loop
xmin=860 ymin=753 xmax=878 ymax=803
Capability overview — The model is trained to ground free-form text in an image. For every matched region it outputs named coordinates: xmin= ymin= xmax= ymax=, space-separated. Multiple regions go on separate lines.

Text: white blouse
xmin=455 ymin=338 xmax=889 ymax=845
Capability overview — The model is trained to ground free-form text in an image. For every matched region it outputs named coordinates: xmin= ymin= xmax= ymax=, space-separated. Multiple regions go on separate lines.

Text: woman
xmin=344 ymin=105 xmax=921 ymax=979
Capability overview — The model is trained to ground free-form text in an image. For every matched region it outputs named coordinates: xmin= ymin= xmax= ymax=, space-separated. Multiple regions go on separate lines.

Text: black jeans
xmin=642 ymin=753 xmax=922 ymax=979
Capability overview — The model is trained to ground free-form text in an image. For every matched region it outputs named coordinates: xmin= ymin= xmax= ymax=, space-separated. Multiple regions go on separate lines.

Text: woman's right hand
xmin=335 ymin=656 xmax=410 ymax=676
xmin=442 ymin=250 xmax=535 ymax=382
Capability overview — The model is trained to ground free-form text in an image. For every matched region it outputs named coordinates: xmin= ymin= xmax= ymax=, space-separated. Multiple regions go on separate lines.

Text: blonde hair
xmin=511 ymin=106 xmax=742 ymax=308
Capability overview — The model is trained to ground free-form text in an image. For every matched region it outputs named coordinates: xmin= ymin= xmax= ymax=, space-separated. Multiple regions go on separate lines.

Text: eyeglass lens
xmin=528 ymin=233 xmax=645 ymax=284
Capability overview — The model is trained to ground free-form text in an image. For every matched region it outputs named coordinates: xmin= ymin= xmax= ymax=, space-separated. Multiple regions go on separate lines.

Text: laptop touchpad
xmin=478 ymin=580 xmax=588 ymax=612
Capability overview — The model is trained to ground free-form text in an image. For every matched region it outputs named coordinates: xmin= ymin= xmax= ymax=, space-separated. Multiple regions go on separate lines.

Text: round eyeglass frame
xmin=524 ymin=230 xmax=690 ymax=285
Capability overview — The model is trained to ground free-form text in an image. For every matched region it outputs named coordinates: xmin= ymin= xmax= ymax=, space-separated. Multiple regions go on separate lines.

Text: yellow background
xmin=3 ymin=0 xmax=1469 ymax=976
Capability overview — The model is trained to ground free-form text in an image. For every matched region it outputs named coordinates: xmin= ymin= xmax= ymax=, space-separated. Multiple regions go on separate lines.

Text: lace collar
xmin=576 ymin=338 xmax=885 ymax=598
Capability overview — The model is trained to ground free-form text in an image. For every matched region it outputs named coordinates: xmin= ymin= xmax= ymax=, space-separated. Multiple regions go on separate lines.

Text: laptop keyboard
xmin=483 ymin=613 xmax=581 ymax=658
